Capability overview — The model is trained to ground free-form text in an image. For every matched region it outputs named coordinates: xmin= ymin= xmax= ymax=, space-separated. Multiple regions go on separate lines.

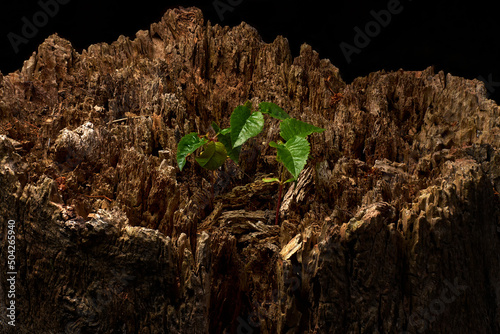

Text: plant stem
xmin=275 ymin=163 xmax=286 ymax=226
xmin=275 ymin=181 xmax=283 ymax=225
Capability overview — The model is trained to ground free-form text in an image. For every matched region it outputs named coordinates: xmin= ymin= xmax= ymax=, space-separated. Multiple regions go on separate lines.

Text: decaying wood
xmin=280 ymin=234 xmax=302 ymax=261
xmin=0 ymin=6 xmax=499 ymax=334
xmin=280 ymin=166 xmax=314 ymax=217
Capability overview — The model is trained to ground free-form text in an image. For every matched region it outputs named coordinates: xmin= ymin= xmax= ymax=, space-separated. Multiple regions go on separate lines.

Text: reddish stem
xmin=275 ymin=182 xmax=283 ymax=225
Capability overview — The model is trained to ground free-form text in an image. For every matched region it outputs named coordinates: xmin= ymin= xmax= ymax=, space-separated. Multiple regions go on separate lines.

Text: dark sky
xmin=1 ymin=0 xmax=499 ymax=102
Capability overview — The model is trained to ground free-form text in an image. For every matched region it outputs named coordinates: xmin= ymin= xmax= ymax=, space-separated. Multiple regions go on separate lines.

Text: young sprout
xmin=177 ymin=102 xmax=324 ymax=225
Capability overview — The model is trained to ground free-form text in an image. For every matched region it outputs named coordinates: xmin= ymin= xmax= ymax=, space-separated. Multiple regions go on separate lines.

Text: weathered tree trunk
xmin=0 ymin=6 xmax=499 ymax=334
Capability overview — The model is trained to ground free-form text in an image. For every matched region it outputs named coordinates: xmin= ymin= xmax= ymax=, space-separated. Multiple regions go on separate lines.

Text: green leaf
xmin=212 ymin=122 xmax=240 ymax=163
xmin=244 ymin=100 xmax=253 ymax=110
xmin=195 ymin=141 xmax=227 ymax=170
xmin=280 ymin=118 xmax=325 ymax=141
xmin=259 ymin=102 xmax=290 ymax=120
xmin=211 ymin=122 xmax=231 ymax=136
xmin=218 ymin=132 xmax=241 ymax=163
xmin=271 ymin=136 xmax=310 ymax=180
xmin=227 ymin=146 xmax=241 ymax=163
xmin=230 ymin=105 xmax=264 ymax=148
xmin=177 ymin=133 xmax=208 ymax=171
xmin=211 ymin=122 xmax=221 ymax=134
xmin=220 ymin=128 xmax=231 ymax=135
xmin=262 ymin=177 xmax=280 ymax=183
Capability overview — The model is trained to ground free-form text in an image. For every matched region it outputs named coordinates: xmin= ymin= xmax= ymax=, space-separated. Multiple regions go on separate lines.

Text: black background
xmin=1 ymin=0 xmax=499 ymax=102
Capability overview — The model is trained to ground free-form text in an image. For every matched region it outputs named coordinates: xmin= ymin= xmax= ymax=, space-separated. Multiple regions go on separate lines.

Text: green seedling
xmin=263 ymin=117 xmax=324 ymax=225
xmin=176 ymin=102 xmax=265 ymax=171
xmin=176 ymin=101 xmax=324 ymax=225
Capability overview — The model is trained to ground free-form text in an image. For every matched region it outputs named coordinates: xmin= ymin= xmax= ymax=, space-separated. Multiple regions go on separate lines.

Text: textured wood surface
xmin=0 ymin=6 xmax=499 ymax=334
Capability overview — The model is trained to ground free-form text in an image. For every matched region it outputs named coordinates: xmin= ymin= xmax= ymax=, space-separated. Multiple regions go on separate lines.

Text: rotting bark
xmin=0 ymin=6 xmax=499 ymax=334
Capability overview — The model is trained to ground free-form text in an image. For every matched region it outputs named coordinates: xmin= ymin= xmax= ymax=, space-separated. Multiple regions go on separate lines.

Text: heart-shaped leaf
xmin=230 ymin=105 xmax=264 ymax=148
xmin=270 ymin=136 xmax=310 ymax=180
xmin=280 ymin=118 xmax=325 ymax=141
xmin=259 ymin=102 xmax=290 ymax=120
xmin=177 ymin=133 xmax=208 ymax=171
xmin=195 ymin=141 xmax=227 ymax=170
